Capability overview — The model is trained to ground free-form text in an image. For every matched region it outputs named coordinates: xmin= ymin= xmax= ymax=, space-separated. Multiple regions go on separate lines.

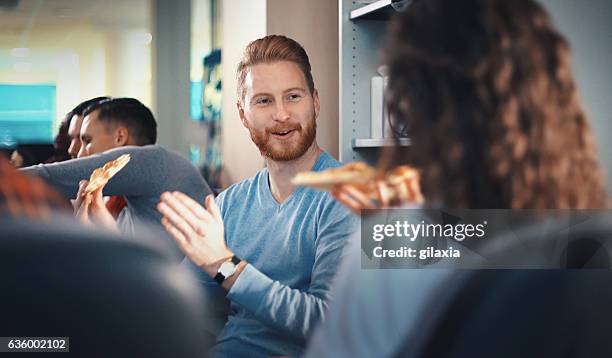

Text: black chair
xmin=395 ymin=214 xmax=612 ymax=358
xmin=0 ymin=216 xmax=216 ymax=357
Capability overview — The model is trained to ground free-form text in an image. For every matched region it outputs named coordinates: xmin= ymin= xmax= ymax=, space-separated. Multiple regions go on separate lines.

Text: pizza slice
xmin=292 ymin=162 xmax=383 ymax=191
xmin=293 ymin=162 xmax=421 ymax=204
xmin=84 ymin=154 xmax=131 ymax=194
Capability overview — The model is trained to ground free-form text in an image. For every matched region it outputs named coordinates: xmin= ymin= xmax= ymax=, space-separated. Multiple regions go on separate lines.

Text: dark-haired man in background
xmin=67 ymin=96 xmax=110 ymax=159
xmin=77 ymin=98 xmax=157 ymax=158
xmin=72 ymin=98 xmax=160 ymax=229
xmin=22 ymin=98 xmax=212 ymax=258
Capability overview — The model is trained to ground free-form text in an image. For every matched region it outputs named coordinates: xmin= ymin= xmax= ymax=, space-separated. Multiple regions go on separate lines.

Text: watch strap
xmin=214 ymin=255 xmax=242 ymax=285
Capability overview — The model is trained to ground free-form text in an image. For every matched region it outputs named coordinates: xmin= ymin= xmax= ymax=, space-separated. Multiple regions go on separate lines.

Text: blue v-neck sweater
xmin=206 ymin=151 xmax=357 ymax=357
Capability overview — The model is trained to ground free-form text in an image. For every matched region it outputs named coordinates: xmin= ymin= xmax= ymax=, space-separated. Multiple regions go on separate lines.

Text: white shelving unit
xmin=339 ymin=0 xmax=410 ymax=164
xmin=349 ymin=0 xmax=395 ymax=20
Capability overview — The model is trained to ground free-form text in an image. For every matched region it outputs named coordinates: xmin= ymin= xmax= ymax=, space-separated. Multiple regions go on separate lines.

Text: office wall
xmin=539 ymin=0 xmax=612 ymax=190
xmin=152 ymin=0 xmax=191 ymax=156
xmin=0 ymin=24 xmax=151 ymax=132
xmin=0 ymin=28 xmax=101 ymax=129
xmin=105 ymin=30 xmax=152 ymax=108
xmin=221 ymin=0 xmax=339 ymax=185
xmin=221 ymin=0 xmax=268 ymax=184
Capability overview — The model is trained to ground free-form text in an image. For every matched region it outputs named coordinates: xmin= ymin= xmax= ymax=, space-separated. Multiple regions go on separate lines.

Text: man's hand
xmin=157 ymin=192 xmax=234 ymax=278
xmin=73 ymin=180 xmax=89 ymax=218
xmin=74 ymin=180 xmax=119 ymax=232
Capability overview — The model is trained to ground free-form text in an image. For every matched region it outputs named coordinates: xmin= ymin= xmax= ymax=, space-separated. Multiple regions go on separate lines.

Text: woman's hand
xmin=332 ymin=167 xmax=424 ymax=213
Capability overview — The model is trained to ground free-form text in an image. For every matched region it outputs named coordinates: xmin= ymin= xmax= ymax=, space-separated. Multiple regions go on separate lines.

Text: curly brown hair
xmin=384 ymin=0 xmax=606 ymax=209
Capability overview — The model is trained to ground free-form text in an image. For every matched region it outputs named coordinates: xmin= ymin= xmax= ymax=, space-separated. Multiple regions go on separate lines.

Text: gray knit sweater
xmin=22 ymin=145 xmax=212 ymax=256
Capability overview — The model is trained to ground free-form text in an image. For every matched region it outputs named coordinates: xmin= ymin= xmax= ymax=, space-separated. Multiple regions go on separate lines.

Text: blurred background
xmin=0 ymin=0 xmax=610 ymax=190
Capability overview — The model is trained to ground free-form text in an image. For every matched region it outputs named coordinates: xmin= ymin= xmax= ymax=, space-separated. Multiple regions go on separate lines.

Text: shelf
xmin=349 ymin=0 xmax=394 ymax=21
xmin=341 ymin=0 xmax=413 ymax=163
xmin=352 ymin=138 xmax=411 ymax=148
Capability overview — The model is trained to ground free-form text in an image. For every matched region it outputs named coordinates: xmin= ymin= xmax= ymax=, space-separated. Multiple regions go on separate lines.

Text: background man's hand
xmin=73 ymin=180 xmax=88 ymax=216
xmin=74 ymin=180 xmax=119 ymax=232
xmin=157 ymin=192 xmax=233 ymax=277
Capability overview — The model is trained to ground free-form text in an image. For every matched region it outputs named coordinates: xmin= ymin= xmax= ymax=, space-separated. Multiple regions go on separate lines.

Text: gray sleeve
xmin=21 ymin=145 xmax=211 ymax=200
xmin=304 ymin=235 xmax=454 ymax=358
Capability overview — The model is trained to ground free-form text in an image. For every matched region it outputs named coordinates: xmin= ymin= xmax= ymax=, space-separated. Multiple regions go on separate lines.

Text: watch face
xmin=219 ymin=261 xmax=237 ymax=277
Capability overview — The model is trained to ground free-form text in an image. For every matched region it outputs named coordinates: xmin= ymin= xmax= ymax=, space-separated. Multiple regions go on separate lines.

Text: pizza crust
xmin=292 ymin=161 xmax=420 ymax=204
xmin=292 ymin=162 xmax=382 ymax=188
xmin=84 ymin=154 xmax=131 ymax=194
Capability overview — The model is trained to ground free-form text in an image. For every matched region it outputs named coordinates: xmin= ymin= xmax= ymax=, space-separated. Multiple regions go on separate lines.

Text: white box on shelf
xmin=382 ymin=76 xmax=394 ymax=138
xmin=370 ymin=76 xmax=385 ymax=139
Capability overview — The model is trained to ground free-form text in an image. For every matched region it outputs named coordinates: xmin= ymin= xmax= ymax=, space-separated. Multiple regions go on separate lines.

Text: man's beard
xmin=248 ymin=117 xmax=317 ymax=162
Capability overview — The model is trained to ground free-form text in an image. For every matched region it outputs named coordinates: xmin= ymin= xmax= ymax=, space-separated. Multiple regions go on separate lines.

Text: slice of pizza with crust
xmin=293 ymin=162 xmax=421 ymax=204
xmin=85 ymin=154 xmax=131 ymax=194
xmin=292 ymin=162 xmax=383 ymax=191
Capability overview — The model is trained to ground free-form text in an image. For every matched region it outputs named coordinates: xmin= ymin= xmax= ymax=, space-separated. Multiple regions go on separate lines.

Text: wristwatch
xmin=214 ymin=255 xmax=242 ymax=284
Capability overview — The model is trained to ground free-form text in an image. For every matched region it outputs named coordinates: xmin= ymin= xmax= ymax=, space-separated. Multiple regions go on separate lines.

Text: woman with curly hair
xmin=307 ymin=0 xmax=608 ymax=357
xmin=335 ymin=0 xmax=606 ymax=211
